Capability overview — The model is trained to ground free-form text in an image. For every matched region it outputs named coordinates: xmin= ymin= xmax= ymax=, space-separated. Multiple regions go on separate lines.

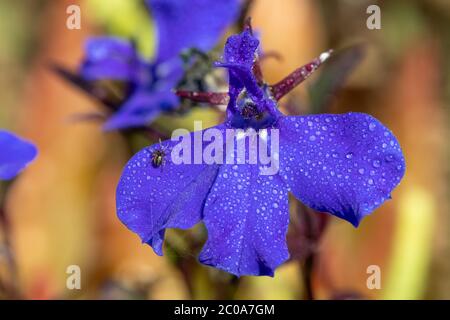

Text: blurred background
xmin=0 ymin=0 xmax=448 ymax=299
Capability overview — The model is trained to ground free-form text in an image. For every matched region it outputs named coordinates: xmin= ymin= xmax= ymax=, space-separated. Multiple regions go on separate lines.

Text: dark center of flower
xmin=240 ymin=101 xmax=262 ymax=120
xmin=229 ymin=86 xmax=279 ymax=130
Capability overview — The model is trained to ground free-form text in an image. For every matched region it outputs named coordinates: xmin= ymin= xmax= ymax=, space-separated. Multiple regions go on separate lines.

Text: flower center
xmin=228 ymin=86 xmax=279 ymax=130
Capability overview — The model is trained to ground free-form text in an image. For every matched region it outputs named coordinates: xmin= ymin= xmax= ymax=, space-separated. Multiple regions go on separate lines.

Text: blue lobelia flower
xmin=79 ymin=0 xmax=240 ymax=130
xmin=116 ymin=26 xmax=406 ymax=276
xmin=0 ymin=130 xmax=37 ymax=180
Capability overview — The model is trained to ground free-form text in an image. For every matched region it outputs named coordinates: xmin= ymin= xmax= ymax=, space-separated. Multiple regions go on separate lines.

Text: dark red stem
xmin=270 ymin=50 xmax=333 ymax=101
xmin=175 ymin=91 xmax=229 ymax=105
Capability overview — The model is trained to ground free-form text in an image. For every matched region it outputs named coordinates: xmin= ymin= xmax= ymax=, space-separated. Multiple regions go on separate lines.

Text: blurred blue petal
xmin=147 ymin=0 xmax=240 ymax=62
xmin=80 ymin=37 xmax=144 ymax=82
xmin=103 ymin=89 xmax=179 ymax=131
xmin=0 ymin=130 xmax=37 ymax=180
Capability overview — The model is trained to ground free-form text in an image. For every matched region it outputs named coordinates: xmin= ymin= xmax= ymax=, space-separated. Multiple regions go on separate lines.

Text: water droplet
xmin=222 ymin=173 xmax=228 ymax=178
xmin=330 ymin=171 xmax=335 ymax=176
xmin=309 ymin=135 xmax=316 ymax=141
xmin=385 ymin=154 xmax=395 ymax=162
xmin=332 ymin=152 xmax=339 ymax=158
xmin=273 ymin=203 xmax=279 ymax=209
xmin=372 ymin=160 xmax=381 ymax=168
xmin=358 ymin=168 xmax=365 ymax=174
xmin=346 ymin=152 xmax=353 ymax=159
xmin=382 ymin=143 xmax=387 ymax=148
xmin=369 ymin=122 xmax=376 ymax=131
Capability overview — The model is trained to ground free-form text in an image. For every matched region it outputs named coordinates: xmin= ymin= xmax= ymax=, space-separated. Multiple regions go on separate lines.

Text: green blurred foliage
xmin=86 ymin=0 xmax=155 ymax=58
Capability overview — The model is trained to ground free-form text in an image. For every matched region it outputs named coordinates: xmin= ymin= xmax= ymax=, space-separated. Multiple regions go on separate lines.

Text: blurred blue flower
xmin=80 ymin=0 xmax=240 ymax=130
xmin=116 ymin=27 xmax=405 ymax=276
xmin=0 ymin=130 xmax=37 ymax=180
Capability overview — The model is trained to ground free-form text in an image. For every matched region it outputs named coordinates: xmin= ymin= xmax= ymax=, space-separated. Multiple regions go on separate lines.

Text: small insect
xmin=151 ymin=149 xmax=166 ymax=168
xmin=147 ymin=139 xmax=168 ymax=169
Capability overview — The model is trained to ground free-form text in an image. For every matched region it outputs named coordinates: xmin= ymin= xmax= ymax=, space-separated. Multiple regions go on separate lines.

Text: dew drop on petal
xmin=372 ymin=160 xmax=381 ymax=168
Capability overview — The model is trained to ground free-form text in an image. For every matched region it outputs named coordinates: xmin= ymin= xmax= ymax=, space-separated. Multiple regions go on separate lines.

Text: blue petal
xmin=220 ymin=29 xmax=259 ymax=68
xmin=277 ymin=113 xmax=405 ymax=226
xmin=80 ymin=37 xmax=143 ymax=82
xmin=147 ymin=0 xmax=240 ymax=62
xmin=0 ymin=130 xmax=37 ymax=180
xmin=200 ymin=163 xmax=290 ymax=277
xmin=216 ymin=29 xmax=264 ymax=112
xmin=116 ymin=130 xmax=221 ymax=255
xmin=103 ymin=89 xmax=179 ymax=131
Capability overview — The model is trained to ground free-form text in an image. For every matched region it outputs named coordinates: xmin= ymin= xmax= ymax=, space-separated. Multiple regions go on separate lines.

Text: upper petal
xmin=0 ymin=130 xmax=37 ymax=180
xmin=220 ymin=29 xmax=259 ymax=68
xmin=80 ymin=37 xmax=143 ymax=82
xmin=216 ymin=29 xmax=267 ymax=116
xmin=199 ymin=163 xmax=290 ymax=277
xmin=278 ymin=113 xmax=405 ymax=226
xmin=147 ymin=0 xmax=239 ymax=63
xmin=217 ymin=29 xmax=261 ymax=95
xmin=116 ymin=129 xmax=221 ymax=255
